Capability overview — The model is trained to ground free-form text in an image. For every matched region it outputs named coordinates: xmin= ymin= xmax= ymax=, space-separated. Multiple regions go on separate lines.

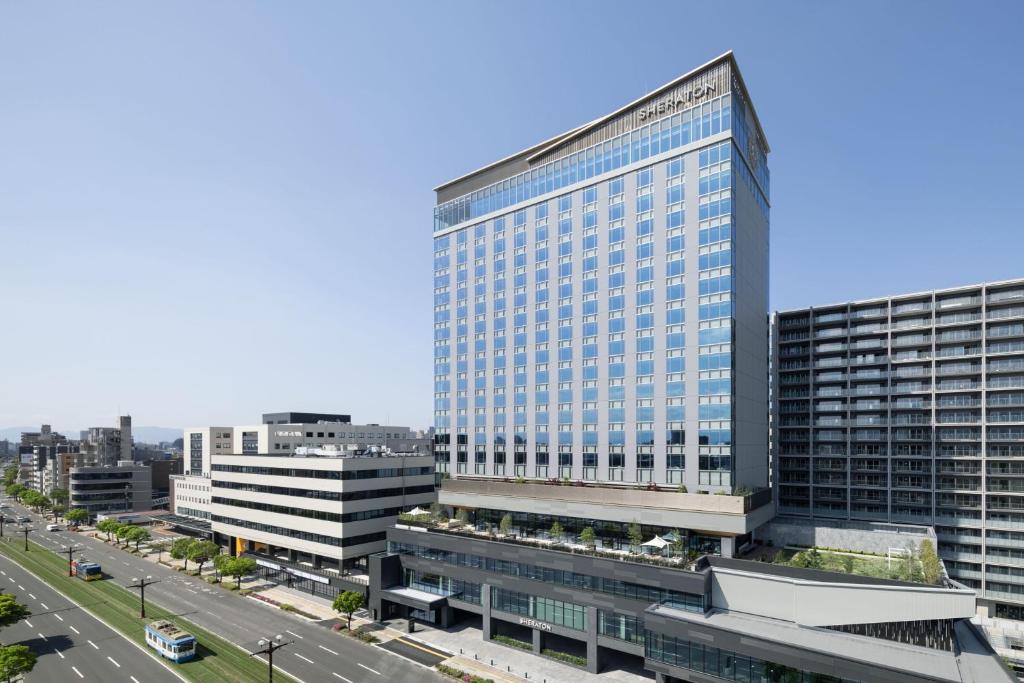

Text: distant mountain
xmin=0 ymin=425 xmax=182 ymax=445
xmin=131 ymin=426 xmax=183 ymax=445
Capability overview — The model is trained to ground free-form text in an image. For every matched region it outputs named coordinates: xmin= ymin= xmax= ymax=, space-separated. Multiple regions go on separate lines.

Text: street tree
xmin=170 ymin=537 xmax=193 ymax=570
xmin=126 ymin=527 xmax=151 ymax=552
xmin=332 ymin=591 xmax=364 ymax=630
xmin=224 ymin=557 xmax=257 ymax=589
xmin=114 ymin=524 xmax=134 ymax=548
xmin=0 ymin=595 xmax=31 ymax=629
xmin=187 ymin=540 xmax=219 ymax=574
xmin=0 ymin=644 xmax=36 ymax=683
xmin=64 ymin=508 xmax=89 ymax=527
xmin=96 ymin=519 xmax=119 ymax=541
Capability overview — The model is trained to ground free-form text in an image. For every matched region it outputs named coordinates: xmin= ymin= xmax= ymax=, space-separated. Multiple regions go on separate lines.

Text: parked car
xmin=15 ymin=516 xmax=29 ymax=523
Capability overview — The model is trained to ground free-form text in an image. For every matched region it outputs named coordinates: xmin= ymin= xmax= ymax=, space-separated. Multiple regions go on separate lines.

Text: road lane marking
xmin=28 ymin=593 xmax=35 ymax=599
xmin=132 ymin=677 xmax=141 ymax=683
xmin=70 ymin=625 xmax=80 ymax=634
xmin=332 ymin=674 xmax=353 ymax=683
xmin=358 ymin=663 xmax=382 ymax=675
xmin=72 ymin=665 xmax=84 ymax=678
xmin=40 ymin=602 xmax=48 ymax=610
xmin=55 ymin=648 xmax=65 ymax=659
xmin=38 ymin=632 xmax=47 ymax=641
xmin=285 ymin=630 xmax=303 ymax=639
xmin=55 ymin=614 xmax=63 ymax=621
xmin=88 ymin=639 xmax=99 ymax=649
xmin=318 ymin=645 xmax=338 ymax=655
xmin=24 ymin=619 xmax=32 ymax=628
xmin=107 ymin=656 xmax=121 ymax=667
xmin=294 ymin=653 xmax=314 ymax=663
xmin=17 ymin=584 xmax=23 ymax=590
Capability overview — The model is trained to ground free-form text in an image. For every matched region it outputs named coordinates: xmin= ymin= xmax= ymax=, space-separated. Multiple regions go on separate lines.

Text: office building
xmin=772 ymin=278 xmax=1024 ymax=619
xmin=69 ymin=460 xmax=152 ymax=514
xmin=78 ymin=415 xmax=132 ymax=467
xmin=184 ymin=414 xmax=430 ymax=477
xmin=210 ymin=445 xmax=435 ymax=578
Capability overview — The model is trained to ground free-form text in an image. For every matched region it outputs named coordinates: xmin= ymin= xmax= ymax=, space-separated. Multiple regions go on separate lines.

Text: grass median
xmin=0 ymin=536 xmax=298 ymax=683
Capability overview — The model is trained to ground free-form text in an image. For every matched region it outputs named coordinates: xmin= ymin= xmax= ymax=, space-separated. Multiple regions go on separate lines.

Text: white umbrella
xmin=407 ymin=507 xmax=431 ymax=516
xmin=641 ymin=535 xmax=669 ymax=549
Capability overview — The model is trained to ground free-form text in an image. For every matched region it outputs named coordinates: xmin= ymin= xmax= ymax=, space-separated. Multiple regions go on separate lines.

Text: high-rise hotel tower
xmin=432 ymin=52 xmax=770 ymax=495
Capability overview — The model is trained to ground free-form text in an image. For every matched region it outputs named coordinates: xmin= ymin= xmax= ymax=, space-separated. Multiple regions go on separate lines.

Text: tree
xmin=114 ymin=524 xmax=134 ymax=548
xmin=20 ymin=491 xmax=43 ymax=513
xmin=0 ymin=644 xmax=37 ymax=683
xmin=49 ymin=488 xmax=69 ymax=507
xmin=149 ymin=540 xmax=170 ymax=563
xmin=212 ymin=553 xmax=231 ymax=580
xmin=455 ymin=508 xmax=470 ymax=525
xmin=2 ymin=467 xmax=17 ymax=487
xmin=224 ymin=557 xmax=257 ymax=589
xmin=64 ymin=508 xmax=89 ymax=527
xmin=920 ymin=540 xmax=942 ymax=585
xmin=429 ymin=502 xmax=446 ymax=523
xmin=670 ymin=528 xmax=685 ymax=557
xmin=96 ymin=519 xmax=119 ymax=541
xmin=126 ymin=527 xmax=151 ymax=552
xmin=549 ymin=520 xmax=564 ymax=542
xmin=627 ymin=522 xmax=643 ymax=550
xmin=579 ymin=526 xmax=596 ymax=549
xmin=187 ymin=540 xmax=219 ymax=574
xmin=332 ymin=591 xmax=364 ymax=630
xmin=499 ymin=513 xmax=513 ymax=536
xmin=0 ymin=595 xmax=31 ymax=629
xmin=170 ymin=537 xmax=193 ymax=570
xmin=2 ymin=484 xmax=22 ymax=501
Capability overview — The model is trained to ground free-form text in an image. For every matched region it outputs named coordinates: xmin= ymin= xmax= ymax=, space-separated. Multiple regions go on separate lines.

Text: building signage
xmin=519 ymin=617 xmax=552 ymax=631
xmin=637 ymin=82 xmax=717 ymax=121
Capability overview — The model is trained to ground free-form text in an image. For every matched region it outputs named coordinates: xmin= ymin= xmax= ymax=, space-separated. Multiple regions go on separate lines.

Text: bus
xmin=71 ymin=560 xmax=102 ymax=581
xmin=145 ymin=620 xmax=196 ymax=663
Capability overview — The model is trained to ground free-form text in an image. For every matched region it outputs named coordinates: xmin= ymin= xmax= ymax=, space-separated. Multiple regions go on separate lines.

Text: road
xmin=6 ymin=502 xmax=444 ymax=683
xmin=0 ymin=548 xmax=183 ymax=683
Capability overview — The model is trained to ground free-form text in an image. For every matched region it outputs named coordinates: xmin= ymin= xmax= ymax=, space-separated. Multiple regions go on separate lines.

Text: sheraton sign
xmin=519 ymin=617 xmax=552 ymax=631
xmin=637 ymin=82 xmax=717 ymax=121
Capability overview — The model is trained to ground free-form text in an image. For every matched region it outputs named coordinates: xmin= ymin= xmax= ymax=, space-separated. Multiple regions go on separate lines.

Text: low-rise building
xmin=69 ymin=460 xmax=152 ymax=514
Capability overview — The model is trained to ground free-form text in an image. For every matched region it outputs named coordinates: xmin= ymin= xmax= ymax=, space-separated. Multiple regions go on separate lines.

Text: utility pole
xmin=127 ymin=576 xmax=159 ymax=619
xmin=20 ymin=526 xmax=33 ymax=551
xmin=60 ymin=544 xmax=82 ymax=577
xmin=250 ymin=635 xmax=289 ymax=683
xmin=0 ymin=515 xmax=6 ymax=537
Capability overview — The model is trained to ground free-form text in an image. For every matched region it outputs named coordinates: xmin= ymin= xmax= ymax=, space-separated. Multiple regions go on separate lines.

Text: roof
xmin=647 ymin=604 xmax=1010 ymax=683
xmin=434 ymin=51 xmax=769 ymax=197
xmin=148 ymin=620 xmax=193 ymax=642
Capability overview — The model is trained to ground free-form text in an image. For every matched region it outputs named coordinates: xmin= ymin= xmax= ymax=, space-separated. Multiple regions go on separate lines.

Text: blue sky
xmin=1 ymin=1 xmax=1022 ymax=432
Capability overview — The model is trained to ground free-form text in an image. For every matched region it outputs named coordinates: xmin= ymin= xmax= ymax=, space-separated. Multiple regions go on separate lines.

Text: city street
xmin=6 ymin=502 xmax=443 ymax=683
xmin=0 ymin=548 xmax=183 ymax=683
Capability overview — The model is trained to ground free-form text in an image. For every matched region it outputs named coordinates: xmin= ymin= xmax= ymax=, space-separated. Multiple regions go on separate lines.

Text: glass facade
xmin=645 ymin=632 xmax=860 ymax=683
xmin=433 ymin=73 xmax=769 ymax=493
xmin=491 ymin=587 xmax=586 ymax=631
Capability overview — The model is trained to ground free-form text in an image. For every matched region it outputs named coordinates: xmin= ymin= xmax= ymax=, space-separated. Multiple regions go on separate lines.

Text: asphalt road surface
xmin=6 ymin=501 xmax=444 ymax=683
xmin=0 ymin=548 xmax=183 ymax=683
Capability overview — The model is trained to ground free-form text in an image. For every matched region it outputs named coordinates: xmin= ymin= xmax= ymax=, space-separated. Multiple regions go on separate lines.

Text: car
xmin=46 ymin=524 xmax=60 ymax=532
xmin=15 ymin=516 xmax=29 ymax=523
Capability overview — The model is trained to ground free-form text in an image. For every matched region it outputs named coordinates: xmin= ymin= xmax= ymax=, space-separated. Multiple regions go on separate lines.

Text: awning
xmin=381 ymin=586 xmax=449 ymax=611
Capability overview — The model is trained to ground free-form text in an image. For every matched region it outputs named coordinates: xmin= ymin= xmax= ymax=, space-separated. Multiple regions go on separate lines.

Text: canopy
xmin=407 ymin=506 xmax=431 ymax=516
xmin=641 ymin=535 xmax=669 ymax=548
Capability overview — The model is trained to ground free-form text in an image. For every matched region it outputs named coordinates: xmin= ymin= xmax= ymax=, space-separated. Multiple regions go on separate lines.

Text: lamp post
xmin=127 ymin=576 xmax=159 ymax=619
xmin=250 ymin=635 xmax=289 ymax=683
xmin=0 ymin=515 xmax=6 ymax=537
xmin=60 ymin=543 xmax=82 ymax=577
xmin=20 ymin=525 xmax=33 ymax=551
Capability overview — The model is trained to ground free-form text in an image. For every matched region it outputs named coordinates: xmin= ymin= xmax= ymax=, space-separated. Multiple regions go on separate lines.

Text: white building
xmin=208 ymin=446 xmax=435 ymax=571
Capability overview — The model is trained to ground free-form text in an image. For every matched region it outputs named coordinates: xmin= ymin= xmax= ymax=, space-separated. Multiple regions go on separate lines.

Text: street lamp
xmin=60 ymin=543 xmax=82 ymax=577
xmin=127 ymin=576 xmax=159 ymax=619
xmin=19 ymin=525 xmax=33 ymax=551
xmin=0 ymin=515 xmax=6 ymax=537
xmin=250 ymin=635 xmax=289 ymax=683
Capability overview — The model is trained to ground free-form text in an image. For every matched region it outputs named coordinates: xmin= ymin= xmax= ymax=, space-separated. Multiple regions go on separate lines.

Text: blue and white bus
xmin=145 ymin=620 xmax=196 ymax=663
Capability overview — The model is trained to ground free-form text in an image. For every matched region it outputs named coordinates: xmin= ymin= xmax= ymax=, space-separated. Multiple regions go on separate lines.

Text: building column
xmin=312 ymin=555 xmax=323 ymax=569
xmin=481 ymin=583 xmax=492 ymax=640
xmin=655 ymin=673 xmax=667 ymax=683
xmin=585 ymin=605 xmax=600 ymax=674
xmin=720 ymin=536 xmax=735 ymax=558
xmin=532 ymin=628 xmax=542 ymax=655
xmin=288 ymin=548 xmax=298 ymax=562
xmin=440 ymin=606 xmax=452 ymax=628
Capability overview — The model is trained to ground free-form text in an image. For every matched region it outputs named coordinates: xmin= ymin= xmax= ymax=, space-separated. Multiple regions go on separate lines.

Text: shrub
xmin=435 ymin=664 xmax=494 ymax=683
xmin=492 ymin=634 xmax=531 ymax=650
xmin=541 ymin=648 xmax=587 ymax=667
